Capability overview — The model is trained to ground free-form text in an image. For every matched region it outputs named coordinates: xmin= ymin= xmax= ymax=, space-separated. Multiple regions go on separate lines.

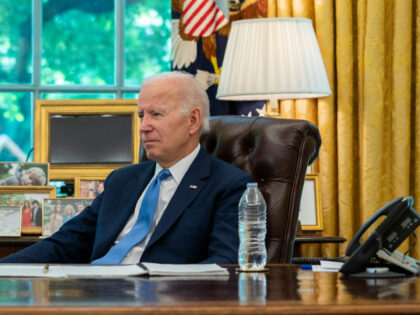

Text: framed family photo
xmin=0 ymin=186 xmax=56 ymax=234
xmin=42 ymin=198 xmax=93 ymax=236
xmin=74 ymin=177 xmax=105 ymax=198
xmin=0 ymin=162 xmax=49 ymax=186
xmin=298 ymin=174 xmax=323 ymax=231
xmin=0 ymin=206 xmax=21 ymax=237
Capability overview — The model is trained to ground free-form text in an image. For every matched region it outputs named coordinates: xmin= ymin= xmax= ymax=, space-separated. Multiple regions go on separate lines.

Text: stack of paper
xmin=0 ymin=263 xmax=229 ymax=278
xmin=0 ymin=264 xmax=67 ymax=278
xmin=311 ymin=260 xmax=344 ymax=272
xmin=63 ymin=264 xmax=147 ymax=277
xmin=141 ymin=262 xmax=229 ymax=276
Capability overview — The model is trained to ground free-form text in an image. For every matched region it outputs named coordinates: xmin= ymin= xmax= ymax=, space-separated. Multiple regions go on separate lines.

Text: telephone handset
xmin=340 ymin=196 xmax=420 ymax=275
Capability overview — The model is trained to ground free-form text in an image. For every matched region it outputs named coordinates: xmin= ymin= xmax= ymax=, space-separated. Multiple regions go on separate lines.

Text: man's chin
xmin=144 ymin=150 xmax=157 ymax=161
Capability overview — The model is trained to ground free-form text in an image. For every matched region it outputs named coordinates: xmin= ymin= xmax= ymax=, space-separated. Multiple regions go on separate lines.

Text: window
xmin=0 ymin=0 xmax=171 ymax=161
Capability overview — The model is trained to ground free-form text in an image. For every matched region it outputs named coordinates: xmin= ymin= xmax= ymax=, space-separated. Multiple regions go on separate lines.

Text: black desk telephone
xmin=340 ymin=196 xmax=420 ymax=276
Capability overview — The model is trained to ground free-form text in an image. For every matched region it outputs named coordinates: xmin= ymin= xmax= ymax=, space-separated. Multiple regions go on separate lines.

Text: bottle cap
xmin=247 ymin=183 xmax=258 ymax=187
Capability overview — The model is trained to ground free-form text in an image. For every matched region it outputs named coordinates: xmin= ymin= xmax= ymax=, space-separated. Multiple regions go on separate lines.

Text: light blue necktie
xmin=92 ymin=168 xmax=171 ymax=264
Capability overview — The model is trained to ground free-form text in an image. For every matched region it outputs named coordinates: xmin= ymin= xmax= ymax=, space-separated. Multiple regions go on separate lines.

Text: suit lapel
xmin=145 ymin=148 xmax=211 ymax=250
xmin=98 ymin=163 xmax=155 ymax=251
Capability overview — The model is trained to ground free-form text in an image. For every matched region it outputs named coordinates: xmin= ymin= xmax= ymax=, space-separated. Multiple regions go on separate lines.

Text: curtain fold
xmin=314 ymin=0 xmax=336 ymax=258
xmin=335 ymin=0 xmax=356 ymax=257
xmin=413 ymin=0 xmax=420 ymax=258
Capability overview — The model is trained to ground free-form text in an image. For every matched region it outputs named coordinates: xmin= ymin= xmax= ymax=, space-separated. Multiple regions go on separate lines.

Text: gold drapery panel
xmin=267 ymin=0 xmax=420 ymax=258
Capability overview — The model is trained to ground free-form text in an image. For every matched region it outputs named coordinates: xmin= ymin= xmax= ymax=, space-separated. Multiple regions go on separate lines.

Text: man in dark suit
xmin=31 ymin=200 xmax=42 ymax=227
xmin=0 ymin=71 xmax=253 ymax=264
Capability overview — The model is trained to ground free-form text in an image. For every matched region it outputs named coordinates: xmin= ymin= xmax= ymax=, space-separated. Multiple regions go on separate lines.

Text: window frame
xmin=0 ymin=0 xmax=171 ymax=161
xmin=0 ymin=0 xmax=143 ymax=100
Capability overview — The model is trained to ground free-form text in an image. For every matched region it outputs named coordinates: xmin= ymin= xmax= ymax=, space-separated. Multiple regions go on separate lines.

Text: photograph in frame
xmin=42 ymin=198 xmax=93 ymax=236
xmin=298 ymin=174 xmax=323 ymax=231
xmin=0 ymin=186 xmax=56 ymax=234
xmin=0 ymin=206 xmax=21 ymax=237
xmin=74 ymin=177 xmax=105 ymax=198
xmin=0 ymin=162 xmax=49 ymax=186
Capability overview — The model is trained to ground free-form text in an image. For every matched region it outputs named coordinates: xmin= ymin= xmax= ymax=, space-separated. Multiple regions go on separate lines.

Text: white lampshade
xmin=216 ymin=18 xmax=331 ymax=101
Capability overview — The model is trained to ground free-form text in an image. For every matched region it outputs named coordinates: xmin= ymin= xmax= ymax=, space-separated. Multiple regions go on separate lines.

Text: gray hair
xmin=141 ymin=71 xmax=210 ymax=133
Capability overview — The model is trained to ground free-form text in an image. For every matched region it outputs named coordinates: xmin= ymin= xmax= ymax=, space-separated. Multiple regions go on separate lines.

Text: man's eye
xmin=152 ymin=112 xmax=162 ymax=117
xmin=138 ymin=113 xmax=144 ymax=119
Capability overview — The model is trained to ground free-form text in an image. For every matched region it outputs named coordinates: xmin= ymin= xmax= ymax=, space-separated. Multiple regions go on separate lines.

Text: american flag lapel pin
xmin=189 ymin=185 xmax=198 ymax=189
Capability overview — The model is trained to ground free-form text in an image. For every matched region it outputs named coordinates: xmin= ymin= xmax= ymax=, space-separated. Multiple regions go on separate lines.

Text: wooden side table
xmin=0 ymin=237 xmax=39 ymax=258
xmin=293 ymin=235 xmax=346 ymax=257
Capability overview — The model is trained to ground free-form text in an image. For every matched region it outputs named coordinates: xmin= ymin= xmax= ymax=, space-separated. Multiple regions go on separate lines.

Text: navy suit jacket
xmin=1 ymin=148 xmax=253 ymax=264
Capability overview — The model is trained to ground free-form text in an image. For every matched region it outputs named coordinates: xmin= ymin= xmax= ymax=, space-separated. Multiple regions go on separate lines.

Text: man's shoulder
xmin=117 ymin=161 xmax=154 ymax=172
xmin=106 ymin=161 xmax=155 ymax=181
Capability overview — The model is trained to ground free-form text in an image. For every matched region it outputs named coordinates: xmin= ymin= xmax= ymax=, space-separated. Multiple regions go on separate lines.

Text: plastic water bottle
xmin=238 ymin=182 xmax=267 ymax=271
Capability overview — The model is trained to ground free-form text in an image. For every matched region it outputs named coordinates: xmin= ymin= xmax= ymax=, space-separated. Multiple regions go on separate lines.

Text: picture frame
xmin=298 ymin=174 xmax=323 ymax=231
xmin=306 ymin=163 xmax=315 ymax=175
xmin=33 ymin=99 xmax=140 ymax=181
xmin=0 ymin=162 xmax=49 ymax=187
xmin=0 ymin=186 xmax=56 ymax=234
xmin=42 ymin=198 xmax=93 ymax=237
xmin=0 ymin=206 xmax=22 ymax=237
xmin=74 ymin=177 xmax=105 ymax=198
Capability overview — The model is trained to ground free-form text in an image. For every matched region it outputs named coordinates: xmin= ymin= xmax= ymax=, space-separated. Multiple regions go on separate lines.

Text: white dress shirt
xmin=113 ymin=144 xmax=201 ymax=264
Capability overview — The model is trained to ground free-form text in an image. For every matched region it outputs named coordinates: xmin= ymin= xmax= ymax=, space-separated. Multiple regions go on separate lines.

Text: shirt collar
xmin=155 ymin=144 xmax=201 ymax=184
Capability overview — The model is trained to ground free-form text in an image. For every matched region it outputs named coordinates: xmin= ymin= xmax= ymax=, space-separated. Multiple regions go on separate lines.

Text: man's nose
xmin=140 ymin=116 xmax=152 ymax=132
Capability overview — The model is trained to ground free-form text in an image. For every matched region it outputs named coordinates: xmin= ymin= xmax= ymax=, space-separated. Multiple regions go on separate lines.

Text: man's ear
xmin=188 ymin=107 xmax=202 ymax=135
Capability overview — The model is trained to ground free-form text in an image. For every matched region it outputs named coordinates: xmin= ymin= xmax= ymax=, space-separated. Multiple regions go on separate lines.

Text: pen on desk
xmin=301 ymin=264 xmax=312 ymax=271
xmin=43 ymin=264 xmax=49 ymax=274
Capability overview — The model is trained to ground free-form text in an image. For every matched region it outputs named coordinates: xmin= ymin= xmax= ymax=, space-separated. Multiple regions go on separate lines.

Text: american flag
xmin=182 ymin=0 xmax=229 ymax=37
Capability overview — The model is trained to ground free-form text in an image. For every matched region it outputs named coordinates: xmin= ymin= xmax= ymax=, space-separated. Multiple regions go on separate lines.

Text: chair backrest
xmin=141 ymin=115 xmax=322 ymax=263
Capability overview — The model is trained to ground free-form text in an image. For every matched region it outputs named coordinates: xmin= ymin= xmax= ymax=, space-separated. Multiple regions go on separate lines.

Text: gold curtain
xmin=267 ymin=0 xmax=420 ymax=258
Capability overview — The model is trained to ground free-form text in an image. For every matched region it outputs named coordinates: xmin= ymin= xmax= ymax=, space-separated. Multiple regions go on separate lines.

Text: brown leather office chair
xmin=200 ymin=116 xmax=321 ymax=263
xmin=140 ymin=115 xmax=321 ymax=264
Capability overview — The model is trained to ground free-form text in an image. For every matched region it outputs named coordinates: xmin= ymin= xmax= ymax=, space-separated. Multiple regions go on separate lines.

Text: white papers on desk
xmin=0 ymin=263 xmax=228 ymax=278
xmin=311 ymin=260 xmax=344 ymax=272
xmin=62 ymin=264 xmax=147 ymax=277
xmin=0 ymin=264 xmax=67 ymax=278
xmin=141 ymin=262 xmax=229 ymax=276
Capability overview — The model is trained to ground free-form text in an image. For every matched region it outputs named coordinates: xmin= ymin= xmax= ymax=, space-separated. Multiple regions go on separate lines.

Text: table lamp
xmin=216 ymin=17 xmax=331 ymax=115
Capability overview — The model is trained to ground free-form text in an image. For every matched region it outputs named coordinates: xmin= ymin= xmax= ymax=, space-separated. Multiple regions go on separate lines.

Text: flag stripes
xmin=182 ymin=0 xmax=228 ymax=37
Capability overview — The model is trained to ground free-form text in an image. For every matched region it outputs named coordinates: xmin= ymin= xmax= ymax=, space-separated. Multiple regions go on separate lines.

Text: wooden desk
xmin=0 ymin=265 xmax=419 ymax=314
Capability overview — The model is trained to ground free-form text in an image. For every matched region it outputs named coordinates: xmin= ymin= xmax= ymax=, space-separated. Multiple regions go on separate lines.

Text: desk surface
xmin=0 ymin=265 xmax=420 ymax=314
